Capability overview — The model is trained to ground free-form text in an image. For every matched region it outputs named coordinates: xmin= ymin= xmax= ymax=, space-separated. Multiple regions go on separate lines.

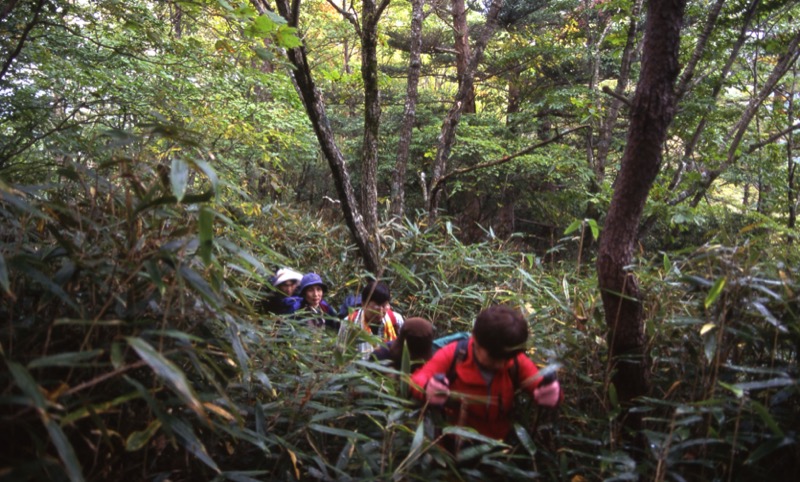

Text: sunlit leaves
xmin=170 ymin=158 xmax=190 ymax=202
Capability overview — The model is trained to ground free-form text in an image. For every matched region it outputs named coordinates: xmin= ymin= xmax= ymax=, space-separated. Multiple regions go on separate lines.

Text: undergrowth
xmin=1 ymin=128 xmax=798 ymax=481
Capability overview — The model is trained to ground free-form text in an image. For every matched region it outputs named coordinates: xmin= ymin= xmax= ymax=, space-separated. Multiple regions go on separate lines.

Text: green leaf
xmin=225 ymin=318 xmax=251 ymax=383
xmin=335 ymin=439 xmax=354 ymax=471
xmin=8 ymin=363 xmax=85 ymax=481
xmin=178 ymin=265 xmax=221 ymax=307
xmin=275 ymin=26 xmax=301 ymax=48
xmin=28 ymin=349 xmax=104 ymax=369
xmin=170 ymin=158 xmax=190 ymax=202
xmin=126 ymin=419 xmax=162 ymax=451
xmin=564 ymin=219 xmax=582 ymax=235
xmin=253 ymin=46 xmax=273 ymax=61
xmin=216 ymin=0 xmax=234 ymax=11
xmin=193 ymin=159 xmax=218 ymax=192
xmin=46 ymin=419 xmax=86 ymax=482
xmin=441 ymin=426 xmax=508 ymax=446
xmin=744 ymin=436 xmax=794 ymax=465
xmin=704 ymin=276 xmax=726 ymax=308
xmin=17 ymin=265 xmax=79 ymax=312
xmin=199 ymin=206 xmax=214 ymax=264
xmin=732 ymin=377 xmax=795 ymax=392
xmin=0 ymin=251 xmax=10 ymax=295
xmin=62 ymin=390 xmax=141 ymax=425
xmin=704 ymin=332 xmax=717 ymax=363
xmin=252 ymin=14 xmax=277 ymax=35
xmin=126 ymin=337 xmax=204 ymax=418
xmin=171 ymin=417 xmax=221 ymax=473
xmin=308 ymin=424 xmax=371 ymax=441
xmin=608 ymin=382 xmax=619 ymax=410
xmin=388 ymin=261 xmax=421 ymax=289
xmin=750 ymin=400 xmax=784 ymax=437
xmin=144 ymin=259 xmax=166 ymax=296
xmin=8 ymin=361 xmax=47 ymax=409
xmin=513 ymin=424 xmax=536 ymax=456
xmin=586 ymin=218 xmax=599 ymax=240
xmin=408 ymin=418 xmax=425 ymax=457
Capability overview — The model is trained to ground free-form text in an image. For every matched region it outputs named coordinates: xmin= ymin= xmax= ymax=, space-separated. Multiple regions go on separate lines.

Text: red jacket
xmin=411 ymin=337 xmax=545 ymax=440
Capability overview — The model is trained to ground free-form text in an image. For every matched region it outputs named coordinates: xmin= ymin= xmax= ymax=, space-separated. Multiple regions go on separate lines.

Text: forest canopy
xmin=1 ymin=0 xmax=799 ymax=480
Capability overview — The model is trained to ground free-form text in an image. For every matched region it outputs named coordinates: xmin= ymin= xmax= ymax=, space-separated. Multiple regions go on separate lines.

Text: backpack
xmin=338 ymin=293 xmax=361 ymax=319
xmin=432 ymin=331 xmax=470 ymax=353
xmin=443 ymin=338 xmax=520 ymax=389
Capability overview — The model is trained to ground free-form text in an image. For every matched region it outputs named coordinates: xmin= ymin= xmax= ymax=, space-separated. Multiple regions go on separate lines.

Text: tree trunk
xmin=596 ymin=0 xmax=686 ymax=439
xmin=787 ymin=65 xmax=797 ymax=244
xmin=505 ymin=65 xmax=522 ymax=131
xmin=265 ymin=0 xmax=382 ymax=273
xmin=452 ymin=0 xmax=475 ymax=114
xmin=428 ymin=0 xmax=504 ymax=220
xmin=594 ymin=0 xmax=643 ymax=186
xmin=390 ymin=0 xmax=425 ymax=219
xmin=359 ymin=0 xmax=386 ymax=262
xmin=170 ymin=1 xmax=183 ymax=38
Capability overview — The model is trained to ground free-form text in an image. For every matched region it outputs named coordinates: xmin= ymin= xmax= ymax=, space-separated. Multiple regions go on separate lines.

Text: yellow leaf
xmin=700 ymin=323 xmax=716 ymax=335
xmin=203 ymin=402 xmax=235 ymax=421
xmin=288 ymin=449 xmax=300 ymax=479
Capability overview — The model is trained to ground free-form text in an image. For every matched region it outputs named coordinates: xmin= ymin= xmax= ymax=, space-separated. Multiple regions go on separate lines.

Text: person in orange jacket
xmin=411 ymin=305 xmax=561 ymax=441
xmin=337 ymin=280 xmax=404 ymax=356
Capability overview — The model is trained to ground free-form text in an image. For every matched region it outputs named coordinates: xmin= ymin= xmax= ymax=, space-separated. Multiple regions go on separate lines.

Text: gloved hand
xmin=534 ymin=380 xmax=561 ymax=407
xmin=425 ymin=374 xmax=450 ymax=406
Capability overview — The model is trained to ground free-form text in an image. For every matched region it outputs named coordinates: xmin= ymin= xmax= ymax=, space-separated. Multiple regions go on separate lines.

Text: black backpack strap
xmin=445 ymin=338 xmax=469 ymax=386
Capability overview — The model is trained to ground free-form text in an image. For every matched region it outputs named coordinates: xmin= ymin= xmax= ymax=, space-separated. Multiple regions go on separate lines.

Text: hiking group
xmin=260 ymin=267 xmax=562 ymax=444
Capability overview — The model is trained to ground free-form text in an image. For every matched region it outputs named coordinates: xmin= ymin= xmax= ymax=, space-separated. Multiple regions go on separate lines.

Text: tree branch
xmin=746 ymin=121 xmax=800 ymax=153
xmin=429 ymin=125 xmax=590 ymax=193
xmin=0 ymin=0 xmax=45 ymax=82
xmin=601 ymin=86 xmax=632 ymax=108
xmin=326 ymin=0 xmax=360 ymax=34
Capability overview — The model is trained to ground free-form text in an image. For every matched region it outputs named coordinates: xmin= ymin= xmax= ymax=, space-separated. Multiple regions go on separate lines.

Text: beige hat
xmin=272 ymin=268 xmax=303 ymax=286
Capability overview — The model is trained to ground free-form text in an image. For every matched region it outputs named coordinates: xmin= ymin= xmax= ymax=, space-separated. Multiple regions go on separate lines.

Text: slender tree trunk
xmin=673 ymin=0 xmax=728 ymax=101
xmin=265 ymin=0 xmax=382 ymax=273
xmin=594 ymin=0 xmax=643 ymax=186
xmin=506 ymin=65 xmax=522 ymax=131
xmin=787 ymin=65 xmax=797 ymax=244
xmin=170 ymin=1 xmax=183 ymax=38
xmin=428 ymin=0 xmax=504 ymax=220
xmin=667 ymin=0 xmax=758 ymax=193
xmin=359 ymin=0 xmax=387 ymax=258
xmin=452 ymin=0 xmax=475 ymax=114
xmin=596 ymin=0 xmax=686 ymax=441
xmin=390 ymin=0 xmax=425 ymax=219
xmin=687 ymin=29 xmax=800 ymax=207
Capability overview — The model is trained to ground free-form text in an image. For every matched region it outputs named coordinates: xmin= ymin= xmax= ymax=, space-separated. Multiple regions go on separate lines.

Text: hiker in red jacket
xmin=411 ymin=305 xmax=561 ymax=441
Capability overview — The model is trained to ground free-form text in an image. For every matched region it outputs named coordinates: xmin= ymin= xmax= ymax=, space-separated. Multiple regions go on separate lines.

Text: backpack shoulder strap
xmin=446 ymin=338 xmax=470 ymax=386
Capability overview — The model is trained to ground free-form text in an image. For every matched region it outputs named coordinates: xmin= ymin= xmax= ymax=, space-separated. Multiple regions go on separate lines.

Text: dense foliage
xmin=2 ymin=0 xmax=799 ymax=480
